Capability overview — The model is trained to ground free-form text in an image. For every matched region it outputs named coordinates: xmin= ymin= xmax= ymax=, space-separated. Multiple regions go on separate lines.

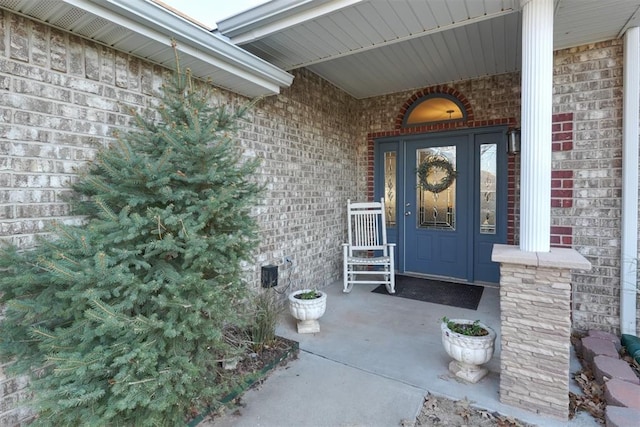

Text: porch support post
xmin=491 ymin=0 xmax=593 ymax=421
xmin=519 ymin=0 xmax=553 ymax=252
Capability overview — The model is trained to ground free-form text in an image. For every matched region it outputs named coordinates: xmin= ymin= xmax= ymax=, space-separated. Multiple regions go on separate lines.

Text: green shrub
xmin=0 ymin=62 xmax=261 ymax=425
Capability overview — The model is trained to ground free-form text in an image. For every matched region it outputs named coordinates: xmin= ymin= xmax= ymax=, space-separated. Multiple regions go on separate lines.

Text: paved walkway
xmin=203 ymin=281 xmax=599 ymax=427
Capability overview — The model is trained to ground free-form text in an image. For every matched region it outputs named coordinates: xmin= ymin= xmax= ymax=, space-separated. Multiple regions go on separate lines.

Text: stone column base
xmin=492 ymin=244 xmax=591 ymax=420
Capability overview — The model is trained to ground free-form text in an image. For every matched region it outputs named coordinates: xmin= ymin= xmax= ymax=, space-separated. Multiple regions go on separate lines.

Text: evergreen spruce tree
xmin=0 ymin=59 xmax=261 ymax=425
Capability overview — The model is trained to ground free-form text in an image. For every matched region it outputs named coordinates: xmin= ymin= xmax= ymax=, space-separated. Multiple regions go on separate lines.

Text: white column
xmin=519 ymin=0 xmax=554 ymax=252
xmin=621 ymin=27 xmax=639 ymax=335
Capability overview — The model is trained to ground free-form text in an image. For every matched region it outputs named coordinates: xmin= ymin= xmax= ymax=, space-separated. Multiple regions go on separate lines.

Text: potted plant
xmin=288 ymin=289 xmax=327 ymax=333
xmin=441 ymin=317 xmax=496 ymax=383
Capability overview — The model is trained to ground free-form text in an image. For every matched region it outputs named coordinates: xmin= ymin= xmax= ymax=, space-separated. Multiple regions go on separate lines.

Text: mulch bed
xmin=187 ymin=336 xmax=299 ymax=426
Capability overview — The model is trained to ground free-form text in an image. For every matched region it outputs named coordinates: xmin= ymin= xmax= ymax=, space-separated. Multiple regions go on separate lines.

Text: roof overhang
xmin=217 ymin=0 xmax=640 ymax=99
xmin=0 ymin=0 xmax=294 ymax=98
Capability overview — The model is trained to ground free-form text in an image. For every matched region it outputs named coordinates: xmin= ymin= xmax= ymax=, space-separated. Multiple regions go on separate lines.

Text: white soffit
xmin=218 ymin=0 xmax=521 ymax=98
xmin=0 ymin=0 xmax=293 ymax=97
xmin=219 ymin=0 xmax=640 ymax=99
xmin=554 ymin=0 xmax=640 ymax=49
xmin=306 ymin=12 xmax=521 ymax=99
xmin=221 ymin=0 xmax=520 ymax=70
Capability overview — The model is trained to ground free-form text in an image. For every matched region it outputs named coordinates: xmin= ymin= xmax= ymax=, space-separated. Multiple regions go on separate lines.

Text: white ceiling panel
xmin=219 ymin=0 xmax=639 ymax=99
xmin=555 ymin=0 xmax=640 ymax=49
xmin=297 ymin=10 xmax=522 ymax=98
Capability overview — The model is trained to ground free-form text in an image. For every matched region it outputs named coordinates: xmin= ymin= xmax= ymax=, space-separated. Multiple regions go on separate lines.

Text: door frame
xmin=374 ymin=126 xmax=508 ymax=284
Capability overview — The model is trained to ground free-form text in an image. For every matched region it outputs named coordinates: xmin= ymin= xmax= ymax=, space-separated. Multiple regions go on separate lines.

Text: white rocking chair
xmin=342 ymin=198 xmax=396 ymax=294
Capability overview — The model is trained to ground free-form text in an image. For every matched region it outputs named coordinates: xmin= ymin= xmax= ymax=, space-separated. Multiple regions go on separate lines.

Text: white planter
xmin=288 ymin=290 xmax=327 ymax=333
xmin=441 ymin=319 xmax=496 ymax=383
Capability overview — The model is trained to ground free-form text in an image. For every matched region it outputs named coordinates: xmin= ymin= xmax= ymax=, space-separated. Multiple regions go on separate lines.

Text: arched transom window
xmin=403 ymin=93 xmax=467 ymax=127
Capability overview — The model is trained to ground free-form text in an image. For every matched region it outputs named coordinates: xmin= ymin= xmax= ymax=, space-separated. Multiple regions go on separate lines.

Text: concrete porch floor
xmin=206 ymin=280 xmax=599 ymax=427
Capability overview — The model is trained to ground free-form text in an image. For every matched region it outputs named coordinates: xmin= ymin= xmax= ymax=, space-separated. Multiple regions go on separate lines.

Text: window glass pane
xmin=406 ymin=98 xmax=464 ymax=124
xmin=416 ymin=147 xmax=456 ymax=230
xmin=384 ymin=151 xmax=396 ymax=227
xmin=480 ymin=143 xmax=497 ymax=234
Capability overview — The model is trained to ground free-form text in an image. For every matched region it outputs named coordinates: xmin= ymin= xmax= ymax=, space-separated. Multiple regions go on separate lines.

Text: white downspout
xmin=621 ymin=26 xmax=639 ymax=335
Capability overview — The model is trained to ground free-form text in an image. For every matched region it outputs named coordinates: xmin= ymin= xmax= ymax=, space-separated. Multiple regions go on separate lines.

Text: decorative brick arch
xmin=395 ymin=85 xmax=475 ymax=130
xmin=368 ymin=86 xmax=516 ymax=203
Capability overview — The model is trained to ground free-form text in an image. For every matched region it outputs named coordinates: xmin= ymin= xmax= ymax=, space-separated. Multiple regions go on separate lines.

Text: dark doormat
xmin=372 ymin=275 xmax=484 ymax=310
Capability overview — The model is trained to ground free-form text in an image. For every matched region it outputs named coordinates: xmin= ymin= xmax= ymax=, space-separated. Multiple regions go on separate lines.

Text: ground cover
xmin=192 ymin=336 xmax=298 ymax=425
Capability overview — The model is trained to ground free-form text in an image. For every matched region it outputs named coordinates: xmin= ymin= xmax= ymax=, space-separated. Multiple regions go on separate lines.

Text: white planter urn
xmin=288 ymin=289 xmax=327 ymax=334
xmin=441 ymin=319 xmax=496 ymax=383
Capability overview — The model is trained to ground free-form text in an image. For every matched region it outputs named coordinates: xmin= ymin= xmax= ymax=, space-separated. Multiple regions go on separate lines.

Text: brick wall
xmin=552 ymin=39 xmax=635 ymax=334
xmin=247 ymin=68 xmax=362 ymax=289
xmin=0 ymin=10 xmax=362 ymax=425
xmin=0 ymin=11 xmax=362 ymax=285
xmin=0 ymin=12 xmax=162 ymax=249
xmin=359 ymin=73 xmax=523 ymax=133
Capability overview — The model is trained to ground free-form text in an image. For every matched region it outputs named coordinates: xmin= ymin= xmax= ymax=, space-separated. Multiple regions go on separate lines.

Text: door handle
xmin=405 ymin=211 xmax=411 ymax=216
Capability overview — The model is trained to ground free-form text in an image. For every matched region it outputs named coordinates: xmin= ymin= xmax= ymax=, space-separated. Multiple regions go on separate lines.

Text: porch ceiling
xmin=217 ymin=0 xmax=640 ymax=99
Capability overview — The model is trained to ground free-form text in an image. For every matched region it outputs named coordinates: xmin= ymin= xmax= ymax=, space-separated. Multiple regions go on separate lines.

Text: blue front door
xmin=375 ymin=127 xmax=507 ymax=284
xmin=404 ymin=135 xmax=469 ymax=279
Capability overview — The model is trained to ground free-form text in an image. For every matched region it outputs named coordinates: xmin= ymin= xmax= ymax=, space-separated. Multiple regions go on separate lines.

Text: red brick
xmin=552 ymin=189 xmax=573 ymax=198
xmin=552 ymin=170 xmax=573 ymax=178
xmin=552 ymin=131 xmax=572 ymax=141
xmin=553 ymin=112 xmax=573 ymax=122
xmin=551 ymin=226 xmax=572 ymax=235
